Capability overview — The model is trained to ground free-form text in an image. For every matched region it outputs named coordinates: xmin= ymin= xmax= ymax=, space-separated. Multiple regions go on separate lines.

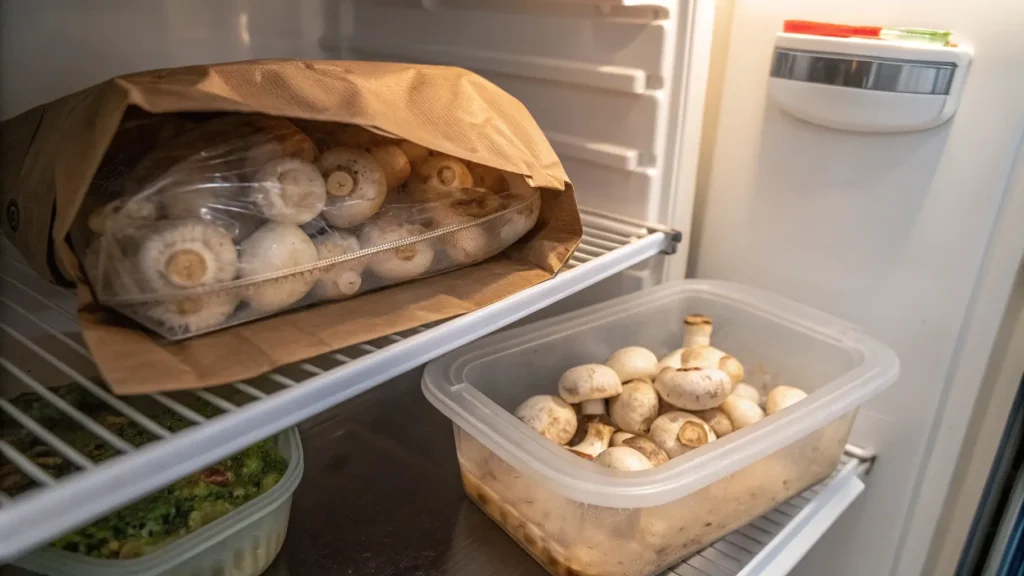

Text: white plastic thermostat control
xmin=768 ymin=33 xmax=972 ymax=132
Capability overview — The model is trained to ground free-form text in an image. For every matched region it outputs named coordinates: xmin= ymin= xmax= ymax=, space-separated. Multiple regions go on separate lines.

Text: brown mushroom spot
xmin=199 ymin=466 xmax=232 ymax=486
xmin=394 ymin=245 xmax=418 ymax=261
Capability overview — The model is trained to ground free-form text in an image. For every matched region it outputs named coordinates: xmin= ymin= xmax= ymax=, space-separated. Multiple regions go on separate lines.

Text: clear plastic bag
xmin=73 ymin=114 xmax=542 ymax=340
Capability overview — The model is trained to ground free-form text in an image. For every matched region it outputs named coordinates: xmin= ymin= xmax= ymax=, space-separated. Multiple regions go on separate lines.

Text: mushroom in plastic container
xmin=719 ymin=394 xmax=765 ymax=430
xmin=513 ymin=395 xmax=577 ymax=445
xmin=605 ymin=346 xmax=660 ymax=383
xmin=649 ymin=411 xmax=716 ymax=458
xmin=359 ymin=217 xmax=435 ymax=281
xmin=654 ymin=365 xmax=733 ymax=411
xmin=608 ymin=379 xmax=660 ymax=436
xmin=693 ymin=407 xmax=734 ymax=437
xmin=567 ymin=418 xmax=616 ymax=458
xmin=731 ymin=382 xmax=762 ymax=406
xmin=237 ymin=222 xmax=318 ymax=313
xmin=593 ymin=446 xmax=653 ymax=471
xmin=621 ymin=436 xmax=670 ymax=466
xmin=679 ymin=315 xmax=745 ymax=384
xmin=317 ymin=147 xmax=388 ymax=228
xmin=250 ymin=158 xmax=327 ymax=225
xmin=765 ymin=385 xmax=808 ymax=415
xmin=557 ymin=364 xmax=623 ymax=416
xmin=311 ymin=231 xmax=364 ymax=300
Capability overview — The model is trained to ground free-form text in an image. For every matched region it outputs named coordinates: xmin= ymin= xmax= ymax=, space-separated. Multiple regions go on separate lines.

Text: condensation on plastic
xmin=72 ymin=113 xmax=542 ymax=340
xmin=422 ymin=280 xmax=899 ymax=576
xmin=15 ymin=428 xmax=303 ymax=576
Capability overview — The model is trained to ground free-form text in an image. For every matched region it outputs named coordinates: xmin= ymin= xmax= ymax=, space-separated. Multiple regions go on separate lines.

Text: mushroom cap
xmin=720 ymin=395 xmax=765 ymax=429
xmin=557 ymin=364 xmax=623 ymax=404
xmin=610 ymin=431 xmax=635 ymax=446
xmin=368 ymin=144 xmax=411 ymax=190
xmin=413 ymin=155 xmax=474 ymax=189
xmin=649 ymin=411 xmax=717 ymax=458
xmin=605 ymin=346 xmax=660 ymax=383
xmin=431 ymin=188 xmax=504 ymax=264
xmin=655 ymin=367 xmax=733 ymax=411
xmin=656 ymin=348 xmax=684 ymax=372
xmin=679 ymin=346 xmax=726 ymax=369
xmin=621 ymin=436 xmax=670 ymax=467
xmin=238 ymin=222 xmax=318 ymax=312
xmin=513 ymin=395 xmax=577 ymax=445
xmin=311 ymin=230 xmax=364 ymax=300
xmin=240 ymin=128 xmax=317 ymax=174
xmin=137 ymin=219 xmax=238 ymax=293
xmin=765 ymin=385 xmax=808 ymax=415
xmin=608 ymin=379 xmax=660 ymax=435
xmin=731 ymin=382 xmax=762 ymax=406
xmin=397 ymin=140 xmax=431 ymax=165
xmin=359 ymin=218 xmax=435 ymax=281
xmin=317 ymin=147 xmax=388 ymax=228
xmin=141 ymin=292 xmax=239 ymax=334
xmin=497 ymin=174 xmax=541 ymax=246
xmin=88 ymin=197 xmax=159 ymax=236
xmin=251 ymin=157 xmax=327 ymax=225
xmin=693 ymin=407 xmax=734 ymax=437
xmin=467 ymin=162 xmax=510 ymax=193
xmin=593 ymin=446 xmax=653 ymax=471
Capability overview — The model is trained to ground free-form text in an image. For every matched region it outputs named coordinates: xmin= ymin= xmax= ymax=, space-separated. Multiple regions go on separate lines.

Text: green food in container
xmin=0 ymin=384 xmax=288 ymax=560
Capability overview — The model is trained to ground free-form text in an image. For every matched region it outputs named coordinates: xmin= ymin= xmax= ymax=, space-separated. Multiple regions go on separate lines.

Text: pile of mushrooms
xmin=79 ymin=117 xmax=541 ymax=336
xmin=513 ymin=315 xmax=809 ymax=471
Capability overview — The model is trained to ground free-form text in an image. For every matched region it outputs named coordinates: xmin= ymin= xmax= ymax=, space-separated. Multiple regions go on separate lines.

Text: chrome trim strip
xmin=771 ymin=49 xmax=956 ymax=95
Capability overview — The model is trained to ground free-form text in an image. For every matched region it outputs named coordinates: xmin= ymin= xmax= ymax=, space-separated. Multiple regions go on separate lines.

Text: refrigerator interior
xmin=1 ymin=0 xmax=1023 ymax=575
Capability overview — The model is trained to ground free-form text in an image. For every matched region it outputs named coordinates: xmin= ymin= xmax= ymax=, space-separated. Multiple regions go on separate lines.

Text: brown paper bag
xmin=0 ymin=60 xmax=581 ymax=394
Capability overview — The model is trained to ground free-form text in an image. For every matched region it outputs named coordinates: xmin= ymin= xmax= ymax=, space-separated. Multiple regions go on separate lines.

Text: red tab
xmin=784 ymin=20 xmax=882 ymax=38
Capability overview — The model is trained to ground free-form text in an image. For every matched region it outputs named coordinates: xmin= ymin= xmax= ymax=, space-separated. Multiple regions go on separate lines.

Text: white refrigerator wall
xmin=693 ymin=1 xmax=1024 ymax=576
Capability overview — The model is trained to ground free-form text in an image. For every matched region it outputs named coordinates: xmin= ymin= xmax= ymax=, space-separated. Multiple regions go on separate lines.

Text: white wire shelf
xmin=0 ymin=207 xmax=678 ymax=561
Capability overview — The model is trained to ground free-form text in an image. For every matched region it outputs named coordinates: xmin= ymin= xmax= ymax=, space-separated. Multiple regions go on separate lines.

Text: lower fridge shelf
xmin=253 ymin=369 xmax=872 ymax=576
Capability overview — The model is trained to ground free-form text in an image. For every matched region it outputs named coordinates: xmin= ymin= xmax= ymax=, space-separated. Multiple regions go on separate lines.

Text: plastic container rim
xmin=422 ymin=279 xmax=899 ymax=508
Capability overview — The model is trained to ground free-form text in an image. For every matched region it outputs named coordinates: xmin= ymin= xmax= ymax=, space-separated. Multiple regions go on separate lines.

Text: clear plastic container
xmin=14 ymin=428 xmax=303 ymax=576
xmin=422 ymin=280 xmax=899 ymax=576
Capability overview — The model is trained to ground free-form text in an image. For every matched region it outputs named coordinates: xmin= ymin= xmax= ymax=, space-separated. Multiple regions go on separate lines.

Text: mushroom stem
xmin=683 ymin=315 xmax=714 ymax=347
xmin=326 ymin=171 xmax=355 ymax=197
xmin=579 ymin=398 xmax=607 ymax=416
xmin=678 ymin=420 xmax=711 ymax=448
xmin=568 ymin=421 xmax=615 ymax=458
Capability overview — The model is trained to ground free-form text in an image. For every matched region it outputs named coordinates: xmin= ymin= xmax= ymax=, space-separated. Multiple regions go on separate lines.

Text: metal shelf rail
xmin=0 ymin=207 xmax=678 ymax=561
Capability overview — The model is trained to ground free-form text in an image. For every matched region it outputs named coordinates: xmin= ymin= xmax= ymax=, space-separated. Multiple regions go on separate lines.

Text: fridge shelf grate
xmin=0 ymin=207 xmax=679 ymax=562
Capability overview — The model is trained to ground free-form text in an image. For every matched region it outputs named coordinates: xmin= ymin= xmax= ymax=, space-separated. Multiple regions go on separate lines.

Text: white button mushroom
xmin=240 ymin=128 xmax=317 ymax=174
xmin=593 ymin=446 xmax=654 ymax=471
xmin=430 ymin=188 xmax=504 ymax=264
xmin=397 ymin=140 xmax=431 ymax=165
xmin=656 ymin=348 xmax=684 ymax=372
xmin=237 ymin=222 xmax=318 ymax=312
xmin=719 ymin=394 xmax=765 ymax=430
xmin=250 ymin=157 xmax=327 ymax=225
xmin=731 ymin=382 xmax=762 ymax=406
xmin=137 ymin=219 xmax=238 ymax=293
xmin=605 ymin=346 xmax=660 ymax=383
xmin=557 ymin=364 xmax=623 ymax=416
xmin=621 ymin=436 xmax=670 ymax=467
xmin=513 ymin=394 xmax=577 ymax=445
xmin=610 ymin=431 xmax=635 ymax=446
xmin=765 ymin=385 xmax=808 ymax=416
xmin=367 ymin=144 xmax=411 ymax=190
xmin=142 ymin=293 xmax=240 ymax=334
xmin=608 ymin=379 xmax=660 ymax=436
xmin=567 ymin=419 xmax=616 ymax=458
xmin=87 ymin=197 xmax=159 ymax=236
xmin=359 ymin=217 xmax=435 ymax=281
xmin=649 ymin=411 xmax=717 ymax=458
xmin=311 ymin=230 xmax=365 ymax=300
xmin=654 ymin=367 xmax=733 ymax=411
xmin=467 ymin=162 xmax=510 ymax=193
xmin=692 ymin=407 xmax=734 ymax=437
xmin=497 ymin=174 xmax=541 ymax=246
xmin=411 ymin=155 xmax=474 ymax=195
xmin=316 ymin=147 xmax=388 ymax=228
xmin=161 ymin=173 xmax=260 ymax=241
xmin=680 ymin=315 xmax=745 ymax=384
